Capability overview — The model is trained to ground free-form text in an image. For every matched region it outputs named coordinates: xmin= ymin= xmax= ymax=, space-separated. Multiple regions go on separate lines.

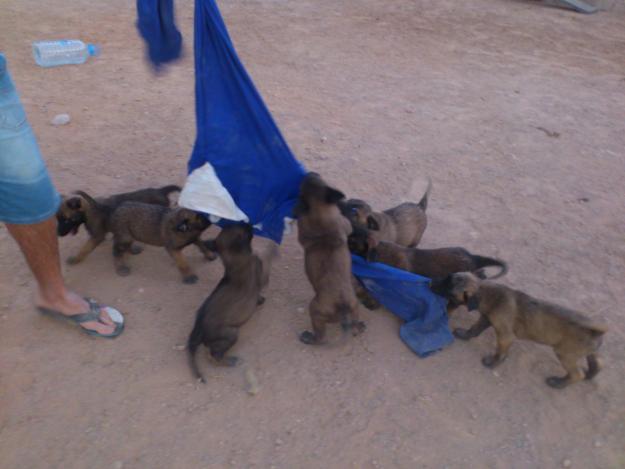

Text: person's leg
xmin=6 ymin=217 xmax=116 ymax=335
xmin=1 ymin=53 xmax=121 ymax=336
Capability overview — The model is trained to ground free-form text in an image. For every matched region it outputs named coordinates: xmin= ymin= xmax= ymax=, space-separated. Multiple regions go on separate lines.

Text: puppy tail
xmin=187 ymin=317 xmax=206 ymax=383
xmin=73 ymin=190 xmax=101 ymax=209
xmin=159 ymin=184 xmax=182 ymax=196
xmin=584 ymin=353 xmax=602 ymax=380
xmin=417 ymin=178 xmax=433 ymax=211
xmin=473 ymin=256 xmax=508 ymax=279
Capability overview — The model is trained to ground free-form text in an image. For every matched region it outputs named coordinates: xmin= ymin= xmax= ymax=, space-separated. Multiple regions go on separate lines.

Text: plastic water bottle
xmin=32 ymin=40 xmax=100 ymax=68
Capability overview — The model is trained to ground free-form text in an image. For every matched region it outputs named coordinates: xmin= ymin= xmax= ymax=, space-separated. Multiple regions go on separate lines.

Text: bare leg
xmin=6 ymin=217 xmax=115 ymax=335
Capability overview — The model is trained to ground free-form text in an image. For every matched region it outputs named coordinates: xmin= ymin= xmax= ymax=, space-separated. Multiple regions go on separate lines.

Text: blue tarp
xmin=136 ymin=0 xmax=453 ymax=356
xmin=137 ymin=0 xmax=305 ymax=243
xmin=352 ymin=256 xmax=453 ymax=357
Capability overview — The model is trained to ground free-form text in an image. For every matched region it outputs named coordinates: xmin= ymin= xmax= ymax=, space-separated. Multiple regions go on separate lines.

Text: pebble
xmin=562 ymin=458 xmax=572 ymax=468
xmin=245 ymin=368 xmax=259 ymax=396
xmin=138 ymin=288 xmax=144 ymax=293
xmin=51 ymin=113 xmax=71 ymax=126
xmin=492 ymin=371 xmax=500 ymax=378
xmin=296 ymin=307 xmax=305 ymax=314
xmin=275 ymin=438 xmax=283 ymax=446
xmin=320 ymin=136 xmax=327 ymax=143
xmin=172 ymin=344 xmax=186 ymax=351
xmin=113 ymin=462 xmax=124 ymax=469
xmin=594 ymin=440 xmax=603 ymax=448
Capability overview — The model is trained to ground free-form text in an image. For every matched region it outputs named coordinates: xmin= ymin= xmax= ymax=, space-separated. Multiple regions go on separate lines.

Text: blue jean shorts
xmin=0 ymin=53 xmax=60 ymax=224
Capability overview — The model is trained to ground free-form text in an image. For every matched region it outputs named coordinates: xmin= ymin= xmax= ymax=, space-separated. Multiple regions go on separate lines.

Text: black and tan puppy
xmin=187 ymin=224 xmax=276 ymax=382
xmin=295 ymin=172 xmax=365 ymax=344
xmin=431 ymin=272 xmax=607 ymax=389
xmin=56 ymin=185 xmax=185 ymax=264
xmin=348 ymin=226 xmax=507 ymax=280
xmin=340 ymin=179 xmax=431 ymax=247
xmin=110 ymin=202 xmax=212 ymax=284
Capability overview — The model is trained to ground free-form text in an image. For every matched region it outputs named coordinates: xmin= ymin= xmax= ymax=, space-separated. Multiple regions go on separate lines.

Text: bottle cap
xmin=87 ymin=44 xmax=100 ymax=57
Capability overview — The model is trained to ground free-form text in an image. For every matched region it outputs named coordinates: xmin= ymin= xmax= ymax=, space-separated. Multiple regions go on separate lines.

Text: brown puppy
xmin=56 ymin=185 xmax=190 ymax=264
xmin=110 ymin=202 xmax=212 ymax=284
xmin=348 ymin=226 xmax=507 ymax=280
xmin=295 ymin=172 xmax=365 ymax=344
xmin=340 ymin=179 xmax=431 ymax=247
xmin=431 ymin=272 xmax=607 ymax=389
xmin=187 ymin=224 xmax=276 ymax=382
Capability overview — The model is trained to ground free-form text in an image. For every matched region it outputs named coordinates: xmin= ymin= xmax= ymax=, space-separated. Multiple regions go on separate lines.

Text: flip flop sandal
xmin=37 ymin=297 xmax=124 ymax=338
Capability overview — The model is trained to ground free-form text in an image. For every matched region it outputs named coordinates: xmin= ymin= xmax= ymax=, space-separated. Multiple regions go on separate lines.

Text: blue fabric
xmin=135 ymin=1 xmax=451 ymax=354
xmin=136 ymin=0 xmax=306 ymax=243
xmin=352 ymin=255 xmax=454 ymax=357
xmin=0 ymin=54 xmax=61 ymax=224
xmin=136 ymin=0 xmax=183 ymax=70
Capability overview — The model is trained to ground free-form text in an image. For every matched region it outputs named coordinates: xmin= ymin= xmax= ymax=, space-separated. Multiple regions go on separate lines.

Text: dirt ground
xmin=1 ymin=0 xmax=625 ymax=468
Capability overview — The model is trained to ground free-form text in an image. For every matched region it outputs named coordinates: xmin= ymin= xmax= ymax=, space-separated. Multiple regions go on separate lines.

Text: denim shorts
xmin=0 ymin=53 xmax=60 ymax=224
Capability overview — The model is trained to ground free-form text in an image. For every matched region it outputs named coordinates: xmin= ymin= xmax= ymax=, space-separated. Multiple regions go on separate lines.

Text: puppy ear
xmin=366 ymin=216 xmax=380 ymax=231
xmin=67 ymin=197 xmax=82 ymax=210
xmin=325 ymin=187 xmax=345 ymax=204
xmin=292 ymin=199 xmax=309 ymax=217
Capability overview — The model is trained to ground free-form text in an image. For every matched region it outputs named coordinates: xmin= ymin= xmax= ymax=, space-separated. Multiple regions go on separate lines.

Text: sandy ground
xmin=1 ymin=0 xmax=625 ymax=468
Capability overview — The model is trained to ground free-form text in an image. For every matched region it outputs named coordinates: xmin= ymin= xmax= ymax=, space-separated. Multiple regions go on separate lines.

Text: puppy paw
xmin=66 ymin=256 xmax=81 ymax=265
xmin=545 ymin=376 xmax=569 ymax=389
xmin=130 ymin=245 xmax=144 ymax=255
xmin=183 ymin=274 xmax=199 ymax=285
xmin=299 ymin=331 xmax=317 ymax=345
xmin=116 ymin=266 xmax=131 ymax=277
xmin=453 ymin=328 xmax=472 ymax=341
xmin=221 ymin=356 xmax=240 ymax=367
xmin=257 ymin=296 xmax=266 ymax=306
xmin=351 ymin=321 xmax=367 ymax=336
xmin=481 ymin=354 xmax=500 ymax=368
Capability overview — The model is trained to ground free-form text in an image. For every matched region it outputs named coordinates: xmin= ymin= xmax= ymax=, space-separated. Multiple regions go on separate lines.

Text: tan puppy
xmin=187 ymin=224 xmax=276 ymax=382
xmin=295 ymin=172 xmax=365 ymax=344
xmin=340 ymin=179 xmax=431 ymax=247
xmin=56 ymin=186 xmax=185 ymax=264
xmin=348 ymin=226 xmax=507 ymax=280
xmin=110 ymin=202 xmax=213 ymax=284
xmin=431 ymin=272 xmax=607 ymax=389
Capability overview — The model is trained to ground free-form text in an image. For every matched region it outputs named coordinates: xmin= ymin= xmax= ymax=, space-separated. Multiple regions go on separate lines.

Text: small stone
xmin=594 ymin=440 xmax=603 ymax=448
xmin=51 ymin=113 xmax=71 ymax=126
xmin=296 ymin=307 xmax=305 ymax=314
xmin=320 ymin=136 xmax=327 ymax=143
xmin=562 ymin=458 xmax=572 ymax=468
xmin=470 ymin=412 xmax=478 ymax=420
xmin=275 ymin=438 xmax=283 ymax=446
xmin=492 ymin=371 xmax=500 ymax=378
xmin=138 ymin=288 xmax=144 ymax=293
xmin=113 ymin=462 xmax=124 ymax=469
xmin=245 ymin=368 xmax=259 ymax=396
xmin=172 ymin=344 xmax=186 ymax=351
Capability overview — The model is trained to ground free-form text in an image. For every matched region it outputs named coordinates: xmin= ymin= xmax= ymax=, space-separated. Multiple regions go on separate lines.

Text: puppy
xmin=348 ymin=226 xmax=508 ymax=280
xmin=340 ymin=179 xmax=431 ymax=247
xmin=110 ymin=202 xmax=212 ymax=284
xmin=431 ymin=272 xmax=607 ymax=389
xmin=187 ymin=224 xmax=276 ymax=382
xmin=295 ymin=172 xmax=365 ymax=344
xmin=56 ymin=185 xmax=189 ymax=264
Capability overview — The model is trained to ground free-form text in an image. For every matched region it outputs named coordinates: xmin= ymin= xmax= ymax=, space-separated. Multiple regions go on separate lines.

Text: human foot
xmin=36 ymin=290 xmax=119 ymax=335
